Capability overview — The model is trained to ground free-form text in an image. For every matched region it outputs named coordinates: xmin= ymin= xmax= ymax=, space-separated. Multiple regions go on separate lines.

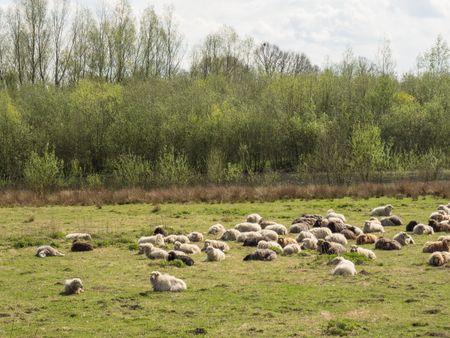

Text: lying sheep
xmin=428 ymin=251 xmax=450 ymax=266
xmin=220 ymin=229 xmax=241 ymax=241
xmin=187 ymin=232 xmax=204 ymax=242
xmin=326 ymin=209 xmax=346 ymax=223
xmin=317 ymin=239 xmax=346 ymax=255
xmin=406 ymin=220 xmax=418 ymax=232
xmin=292 ymin=214 xmax=322 ymax=226
xmin=138 ymin=234 xmax=165 ymax=246
xmin=71 ymin=240 xmax=93 ymax=252
xmin=350 ymin=245 xmax=376 ymax=259
xmin=413 ymin=224 xmax=434 ymax=235
xmin=243 ymin=238 xmax=262 ymax=247
xmin=207 ymin=224 xmax=225 ymax=235
xmin=142 ymin=244 xmax=169 ymax=260
xmin=381 ymin=216 xmax=402 ymax=227
xmin=300 ymin=237 xmax=318 ymax=250
xmin=237 ymin=231 xmax=263 ymax=243
xmin=363 ymin=219 xmax=385 ymax=233
xmin=259 ymin=229 xmax=279 ymax=242
xmin=328 ymin=257 xmax=357 ymax=276
xmin=289 ymin=223 xmax=310 ymax=233
xmin=235 ymin=222 xmax=261 ymax=233
xmin=340 ymin=229 xmax=356 ymax=240
xmin=325 ymin=233 xmax=348 ymax=246
xmin=153 ymin=226 xmax=168 ymax=236
xmin=370 ymin=204 xmax=393 ymax=217
xmin=138 ymin=243 xmax=153 ymax=255
xmin=202 ymin=240 xmax=230 ymax=252
xmin=422 ymin=239 xmax=450 ymax=253
xmin=150 ymin=271 xmax=186 ymax=292
xmin=296 ymin=231 xmax=316 ymax=243
xmin=257 ymin=240 xmax=282 ymax=251
xmin=309 ymin=227 xmax=332 ymax=239
xmin=438 ymin=235 xmax=450 ymax=241
xmin=167 ymin=251 xmax=194 ymax=266
xmin=345 ymin=225 xmax=364 ymax=236
xmin=429 ymin=211 xmax=446 ymax=222
xmin=374 ymin=238 xmax=402 ymax=250
xmin=259 ymin=220 xmax=277 ymax=229
xmin=243 ymin=249 xmax=277 ymax=261
xmin=277 ymin=237 xmax=297 ymax=248
xmin=437 ymin=205 xmax=450 ymax=215
xmin=174 ymin=241 xmax=201 ymax=255
xmin=246 ymin=213 xmax=263 ymax=224
xmin=326 ymin=220 xmax=346 ymax=233
xmin=265 ymin=224 xmax=287 ymax=235
xmin=283 ymin=243 xmax=301 ymax=255
xmin=66 ymin=233 xmax=92 ymax=241
xmin=356 ymin=234 xmax=378 ymax=245
xmin=393 ymin=232 xmax=415 ymax=246
xmin=164 ymin=235 xmax=190 ymax=244
xmin=63 ymin=278 xmax=84 ymax=295
xmin=428 ymin=220 xmax=450 ymax=232
xmin=36 ymin=245 xmax=64 ymax=258
xmin=205 ymin=246 xmax=226 ymax=262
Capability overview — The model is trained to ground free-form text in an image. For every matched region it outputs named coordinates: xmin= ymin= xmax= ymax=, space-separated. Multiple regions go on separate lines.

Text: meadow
xmin=0 ymin=196 xmax=449 ymax=337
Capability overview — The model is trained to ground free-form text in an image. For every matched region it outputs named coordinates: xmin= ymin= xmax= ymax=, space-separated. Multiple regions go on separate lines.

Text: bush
xmin=156 ymin=147 xmax=192 ymax=186
xmin=324 ymin=319 xmax=361 ymax=336
xmin=86 ymin=174 xmax=103 ymax=190
xmin=111 ymin=154 xmax=152 ymax=188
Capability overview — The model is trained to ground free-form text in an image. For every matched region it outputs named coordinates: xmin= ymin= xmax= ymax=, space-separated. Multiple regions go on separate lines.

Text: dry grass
xmin=1 ymin=180 xmax=450 ymax=206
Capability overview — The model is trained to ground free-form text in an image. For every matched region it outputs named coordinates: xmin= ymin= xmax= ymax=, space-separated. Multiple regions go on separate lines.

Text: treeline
xmin=0 ymin=0 xmax=450 ymax=191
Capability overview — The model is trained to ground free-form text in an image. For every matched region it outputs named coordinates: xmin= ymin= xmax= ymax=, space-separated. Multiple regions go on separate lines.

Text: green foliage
xmin=110 ymin=154 xmax=152 ymax=188
xmin=86 ymin=174 xmax=103 ymax=190
xmin=324 ymin=319 xmax=361 ymax=336
xmin=156 ymin=147 xmax=192 ymax=186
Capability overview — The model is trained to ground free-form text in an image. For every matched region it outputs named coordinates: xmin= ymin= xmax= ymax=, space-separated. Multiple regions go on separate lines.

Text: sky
xmin=1 ymin=0 xmax=449 ymax=74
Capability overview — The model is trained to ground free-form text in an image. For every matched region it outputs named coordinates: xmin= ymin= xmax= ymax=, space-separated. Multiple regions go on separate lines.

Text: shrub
xmin=111 ymin=154 xmax=152 ymax=188
xmin=324 ymin=319 xmax=361 ymax=336
xmin=156 ymin=147 xmax=192 ymax=186
xmin=86 ymin=174 xmax=103 ymax=190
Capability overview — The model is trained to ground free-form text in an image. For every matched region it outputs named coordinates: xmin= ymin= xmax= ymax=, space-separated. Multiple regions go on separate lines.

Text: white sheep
xmin=363 ymin=219 xmax=385 ymax=233
xmin=138 ymin=234 xmax=165 ymax=246
xmin=325 ymin=233 xmax=348 ymax=246
xmin=207 ymin=224 xmax=226 ymax=235
xmin=205 ymin=246 xmax=226 ymax=261
xmin=235 ymin=222 xmax=262 ymax=233
xmin=326 ymin=209 xmax=346 ymax=223
xmin=370 ymin=204 xmax=393 ymax=217
xmin=350 ymin=245 xmax=376 ymax=259
xmin=329 ymin=257 xmax=357 ymax=276
xmin=289 ymin=223 xmax=310 ymax=233
xmin=438 ymin=235 xmax=450 ymax=241
xmin=164 ymin=235 xmax=190 ymax=244
xmin=309 ymin=227 xmax=332 ymax=239
xmin=257 ymin=240 xmax=282 ymax=251
xmin=296 ymin=231 xmax=316 ymax=243
xmin=393 ymin=232 xmax=415 ymax=246
xmin=174 ymin=241 xmax=201 ymax=255
xmin=150 ymin=271 xmax=186 ymax=292
xmin=65 ymin=233 xmax=92 ymax=241
xmin=300 ymin=237 xmax=318 ymax=250
xmin=203 ymin=240 xmax=230 ymax=252
xmin=264 ymin=224 xmax=287 ymax=235
xmin=345 ymin=225 xmax=364 ymax=236
xmin=283 ymin=243 xmax=301 ymax=256
xmin=36 ymin=245 xmax=64 ymax=258
xmin=428 ymin=251 xmax=450 ymax=266
xmin=236 ymin=231 xmax=263 ymax=243
xmin=246 ymin=213 xmax=263 ymax=224
xmin=437 ymin=205 xmax=450 ymax=215
xmin=259 ymin=220 xmax=277 ymax=229
xmin=187 ymin=232 xmax=204 ymax=242
xmin=413 ymin=224 xmax=434 ymax=235
xmin=259 ymin=229 xmax=279 ymax=241
xmin=141 ymin=244 xmax=169 ymax=260
xmin=63 ymin=278 xmax=84 ymax=295
xmin=220 ymin=229 xmax=241 ymax=241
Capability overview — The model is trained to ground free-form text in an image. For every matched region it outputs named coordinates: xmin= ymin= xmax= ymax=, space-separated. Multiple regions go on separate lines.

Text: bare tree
xmin=7 ymin=3 xmax=26 ymax=84
xmin=161 ymin=5 xmax=183 ymax=78
xmin=51 ymin=0 xmax=72 ymax=86
xmin=376 ymin=38 xmax=396 ymax=76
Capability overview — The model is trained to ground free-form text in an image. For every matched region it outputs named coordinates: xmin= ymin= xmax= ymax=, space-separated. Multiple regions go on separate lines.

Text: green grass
xmin=0 ymin=196 xmax=449 ymax=337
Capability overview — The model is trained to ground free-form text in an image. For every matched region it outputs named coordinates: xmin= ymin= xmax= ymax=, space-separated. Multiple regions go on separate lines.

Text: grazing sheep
xmin=243 ymin=249 xmax=277 ymax=261
xmin=150 ymin=271 xmax=186 ymax=292
xmin=66 ymin=233 xmax=92 ymax=241
xmin=237 ymin=231 xmax=263 ymax=243
xmin=326 ymin=209 xmax=346 ymax=223
xmin=413 ymin=224 xmax=434 ymax=235
xmin=205 ymin=246 xmax=226 ymax=262
xmin=340 ymin=229 xmax=356 ymax=240
xmin=300 ymin=237 xmax=318 ymax=250
xmin=220 ymin=229 xmax=241 ymax=241
xmin=325 ymin=233 xmax=348 ymax=246
xmin=438 ymin=235 xmax=450 ymax=241
xmin=207 ymin=224 xmax=225 ymax=235
xmin=202 ymin=240 xmax=230 ymax=252
xmin=283 ymin=243 xmax=301 ymax=255
xmin=265 ymin=224 xmax=287 ymax=235
xmin=63 ymin=278 xmax=84 ymax=295
xmin=422 ymin=239 xmax=450 ymax=253
xmin=370 ymin=204 xmax=393 ymax=217
xmin=437 ymin=205 xmax=450 ymax=215
xmin=36 ymin=245 xmax=64 ymax=258
xmin=277 ymin=237 xmax=297 ymax=248
xmin=363 ymin=219 xmax=385 ymax=233
xmin=428 ymin=220 xmax=450 ymax=232
xmin=257 ymin=240 xmax=282 ymax=251
xmin=317 ymin=239 xmax=347 ymax=255
xmin=350 ymin=245 xmax=376 ymax=259
xmin=375 ymin=238 xmax=402 ymax=250
xmin=356 ymin=234 xmax=378 ymax=245
xmin=393 ymin=232 xmax=415 ymax=246
xmin=174 ymin=241 xmax=201 ymax=255
xmin=309 ymin=227 xmax=332 ymax=239
xmin=235 ymin=222 xmax=262 ymax=233
xmin=187 ymin=232 xmax=204 ymax=242
xmin=259 ymin=220 xmax=277 ymax=229
xmin=153 ymin=226 xmax=168 ymax=236
xmin=71 ymin=240 xmax=93 ymax=252
xmin=345 ymin=225 xmax=364 ymax=236
xmin=406 ymin=220 xmax=419 ymax=232
xmin=289 ymin=222 xmax=310 ymax=233
xmin=246 ymin=213 xmax=263 ymax=224
xmin=142 ymin=244 xmax=169 ymax=260
xmin=381 ymin=216 xmax=403 ymax=227
xmin=138 ymin=234 xmax=165 ymax=247
xmin=167 ymin=251 xmax=194 ymax=266
xmin=428 ymin=251 xmax=450 ymax=266
xmin=259 ymin=229 xmax=279 ymax=241
xmin=328 ymin=257 xmax=357 ymax=276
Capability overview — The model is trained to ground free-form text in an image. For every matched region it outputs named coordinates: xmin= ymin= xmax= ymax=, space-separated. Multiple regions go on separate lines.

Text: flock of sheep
xmin=35 ymin=202 xmax=450 ymax=294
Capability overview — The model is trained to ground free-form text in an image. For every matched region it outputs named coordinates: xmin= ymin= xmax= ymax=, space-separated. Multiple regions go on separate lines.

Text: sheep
xmin=264 ymin=224 xmax=287 ymax=235
xmin=374 ymin=238 xmax=402 ymax=250
xmin=326 ymin=209 xmax=346 ymax=222
xmin=292 ymin=214 xmax=322 ymax=226
xmin=309 ymin=227 xmax=332 ymax=239
xmin=167 ymin=251 xmax=194 ymax=266
xmin=259 ymin=229 xmax=279 ymax=241
xmin=257 ymin=240 xmax=282 ymax=251
xmin=153 ymin=226 xmax=168 ymax=236
xmin=381 ymin=216 xmax=403 ymax=227
xmin=438 ymin=235 xmax=450 ymax=241
xmin=141 ymin=244 xmax=169 ymax=260
xmin=325 ymin=233 xmax=348 ymax=246
xmin=422 ymin=239 xmax=450 ymax=253
xmin=345 ymin=225 xmax=364 ymax=236
xmin=243 ymin=238 xmax=261 ymax=247
xmin=71 ymin=240 xmax=93 ymax=252
xmin=428 ymin=251 xmax=450 ymax=266
xmin=296 ymin=231 xmax=316 ymax=243
xmin=36 ymin=245 xmax=64 ymax=258
xmin=277 ymin=237 xmax=297 ymax=248
xmin=326 ymin=220 xmax=346 ymax=233
xmin=246 ymin=213 xmax=263 ymax=224
xmin=220 ymin=229 xmax=241 ymax=241
xmin=174 ymin=241 xmax=201 ymax=255
xmin=356 ymin=234 xmax=378 ymax=245
xmin=237 ymin=231 xmax=263 ymax=243
xmin=187 ymin=232 xmax=204 ymax=242
xmin=63 ymin=278 xmax=84 ymax=295
xmin=65 ymin=233 xmax=92 ymax=241
xmin=164 ymin=235 xmax=190 ymax=244
xmin=289 ymin=223 xmax=310 ymax=233
xmin=150 ymin=271 xmax=186 ymax=292
xmin=328 ymin=257 xmax=357 ymax=276
xmin=317 ymin=239 xmax=347 ymax=255
xmin=429 ymin=211 xmax=447 ymax=222
xmin=340 ymin=229 xmax=356 ymax=240
xmin=428 ymin=220 xmax=450 ymax=232
xmin=202 ymin=240 xmax=230 ymax=252
xmin=300 ymin=237 xmax=318 ymax=250
xmin=314 ymin=218 xmax=329 ymax=228
xmin=370 ymin=204 xmax=393 ymax=217
xmin=243 ymin=249 xmax=277 ymax=261
xmin=283 ymin=243 xmax=302 ymax=255
xmin=406 ymin=220 xmax=419 ymax=232
xmin=363 ymin=219 xmax=385 ymax=233
xmin=393 ymin=232 xmax=415 ymax=246
xmin=235 ymin=222 xmax=262 ymax=233
xmin=138 ymin=234 xmax=165 ymax=246
xmin=205 ymin=246 xmax=226 ymax=262
xmin=138 ymin=243 xmax=153 ymax=255
xmin=437 ymin=205 xmax=450 ymax=215
xmin=259 ymin=220 xmax=277 ymax=229
xmin=413 ymin=224 xmax=434 ymax=235
xmin=350 ymin=245 xmax=376 ymax=259
xmin=207 ymin=224 xmax=226 ymax=235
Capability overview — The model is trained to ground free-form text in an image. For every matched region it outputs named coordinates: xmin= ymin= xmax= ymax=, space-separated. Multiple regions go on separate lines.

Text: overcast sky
xmin=1 ymin=0 xmax=449 ymax=74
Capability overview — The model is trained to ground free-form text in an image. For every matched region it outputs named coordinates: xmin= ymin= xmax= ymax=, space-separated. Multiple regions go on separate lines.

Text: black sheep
xmin=167 ymin=251 xmax=194 ymax=266
xmin=71 ymin=240 xmax=93 ymax=252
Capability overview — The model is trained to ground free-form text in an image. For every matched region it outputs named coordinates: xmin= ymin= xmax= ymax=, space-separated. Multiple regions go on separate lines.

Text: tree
xmin=417 ymin=35 xmax=450 ymax=75
xmin=376 ymin=37 xmax=396 ymax=76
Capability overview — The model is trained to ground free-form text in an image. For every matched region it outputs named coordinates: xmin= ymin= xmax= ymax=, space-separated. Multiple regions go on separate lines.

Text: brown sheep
xmin=277 ymin=237 xmax=297 ymax=248
xmin=422 ymin=239 xmax=450 ymax=253
xmin=428 ymin=251 xmax=450 ymax=266
xmin=340 ymin=229 xmax=357 ymax=240
xmin=374 ymin=238 xmax=402 ymax=250
xmin=356 ymin=234 xmax=377 ymax=245
xmin=428 ymin=219 xmax=450 ymax=232
xmin=317 ymin=239 xmax=347 ymax=255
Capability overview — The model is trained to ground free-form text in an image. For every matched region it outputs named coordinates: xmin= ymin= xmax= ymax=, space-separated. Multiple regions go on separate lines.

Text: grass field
xmin=0 ymin=196 xmax=449 ymax=337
